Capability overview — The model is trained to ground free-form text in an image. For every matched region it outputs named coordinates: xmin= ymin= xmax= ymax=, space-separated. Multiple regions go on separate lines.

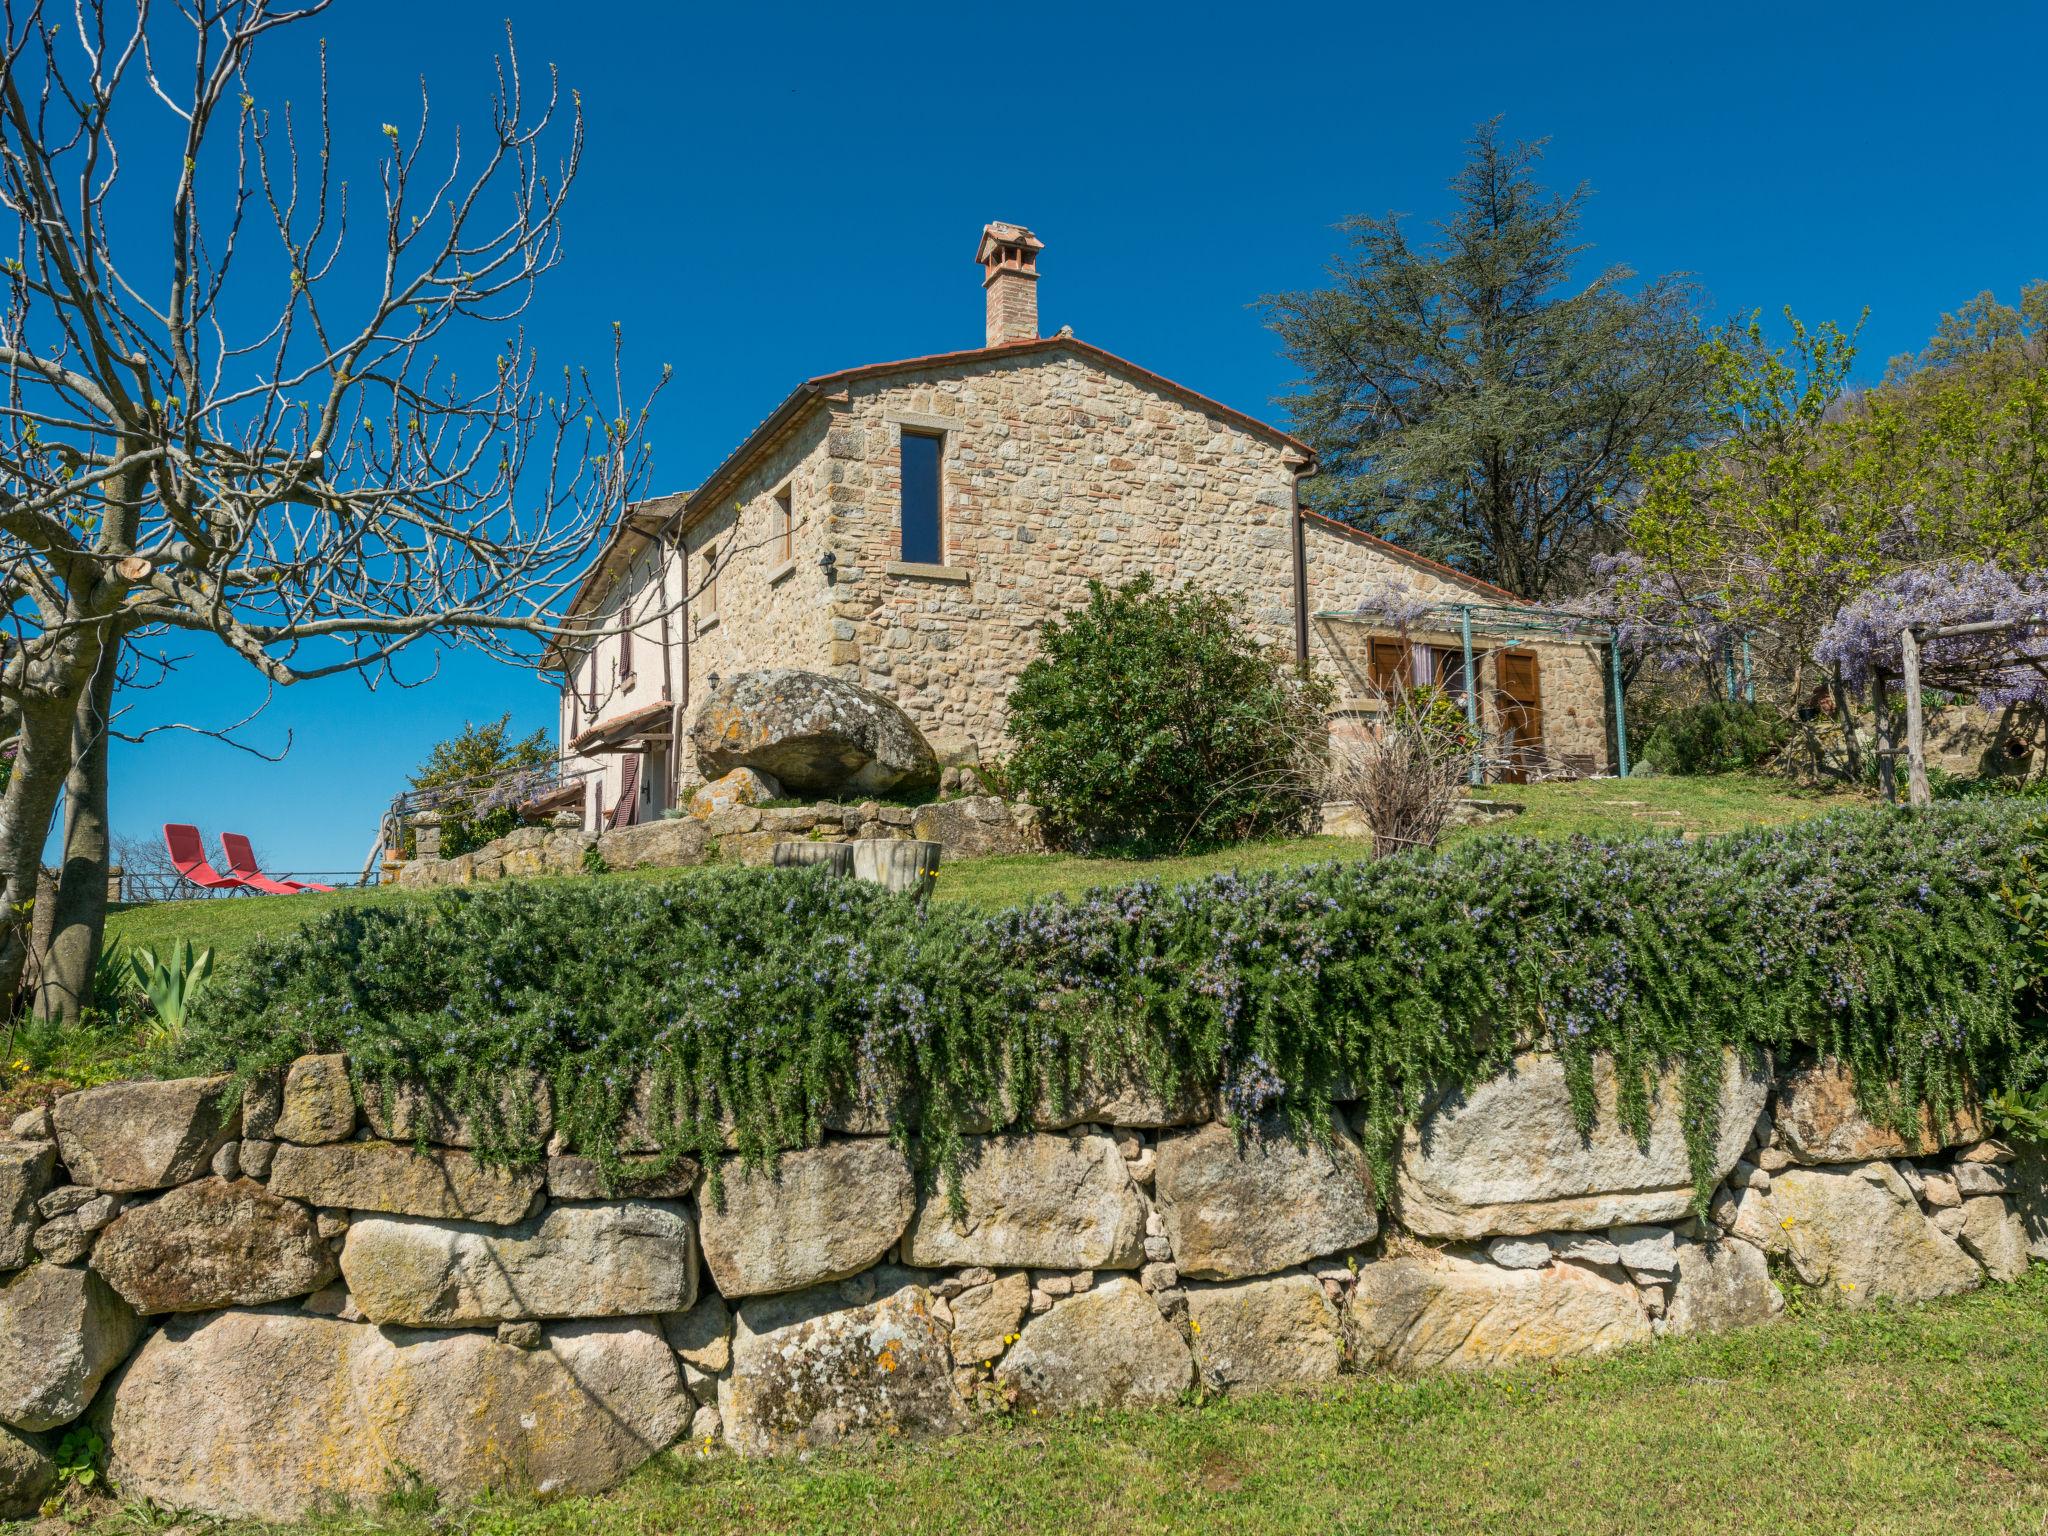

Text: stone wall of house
xmin=815 ymin=349 xmax=1306 ymax=767
xmin=4 ymin=1053 xmax=2039 ymax=1519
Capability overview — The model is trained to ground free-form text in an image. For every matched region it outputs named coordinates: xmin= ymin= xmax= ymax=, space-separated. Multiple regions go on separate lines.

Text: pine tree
xmin=1260 ymin=121 xmax=1707 ymax=599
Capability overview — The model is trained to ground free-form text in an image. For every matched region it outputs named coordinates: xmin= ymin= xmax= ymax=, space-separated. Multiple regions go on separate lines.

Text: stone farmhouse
xmin=549 ymin=224 xmax=1617 ymax=830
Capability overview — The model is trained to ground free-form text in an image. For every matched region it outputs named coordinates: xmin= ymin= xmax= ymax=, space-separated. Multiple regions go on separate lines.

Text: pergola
xmin=1314 ymin=600 xmax=1637 ymax=783
xmin=1891 ymin=616 xmax=2048 ymax=806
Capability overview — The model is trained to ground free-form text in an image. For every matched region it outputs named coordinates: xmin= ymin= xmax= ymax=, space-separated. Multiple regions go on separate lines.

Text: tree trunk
xmin=0 ymin=689 xmax=88 ymax=1004
xmin=36 ymin=643 xmax=117 ymax=1023
xmin=1830 ymin=668 xmax=1863 ymax=784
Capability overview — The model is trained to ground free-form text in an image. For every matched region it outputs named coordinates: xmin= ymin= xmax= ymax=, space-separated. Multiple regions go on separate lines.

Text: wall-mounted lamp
xmin=818 ymin=549 xmax=838 ymax=584
xmin=706 ymin=671 xmax=721 ymax=692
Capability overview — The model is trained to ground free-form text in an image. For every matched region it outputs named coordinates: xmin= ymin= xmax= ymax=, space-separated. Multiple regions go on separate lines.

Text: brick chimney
xmin=977 ymin=221 xmax=1044 ymax=346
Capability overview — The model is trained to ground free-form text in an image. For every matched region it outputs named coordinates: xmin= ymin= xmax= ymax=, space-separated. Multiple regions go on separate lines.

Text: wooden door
xmin=1494 ymin=650 xmax=1544 ymax=783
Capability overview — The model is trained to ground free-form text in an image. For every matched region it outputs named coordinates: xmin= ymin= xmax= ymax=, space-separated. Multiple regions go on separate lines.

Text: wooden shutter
xmin=1368 ymin=637 xmax=1412 ymax=697
xmin=610 ymin=754 xmax=641 ymax=829
xmin=1495 ymin=650 xmax=1545 ymax=783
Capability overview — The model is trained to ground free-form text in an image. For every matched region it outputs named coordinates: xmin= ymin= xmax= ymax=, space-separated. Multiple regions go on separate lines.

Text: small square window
xmin=900 ymin=431 xmax=943 ymax=565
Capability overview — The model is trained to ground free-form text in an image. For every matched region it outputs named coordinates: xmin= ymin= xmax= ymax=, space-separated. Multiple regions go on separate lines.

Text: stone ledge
xmin=883 ymin=560 xmax=972 ymax=583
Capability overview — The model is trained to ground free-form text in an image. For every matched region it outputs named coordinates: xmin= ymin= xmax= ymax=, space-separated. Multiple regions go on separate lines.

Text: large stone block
xmin=1957 ymin=1196 xmax=2031 ymax=1282
xmin=1185 ymin=1272 xmax=1344 ymax=1392
xmin=1 ymin=1424 xmax=53 ymax=1519
xmin=104 ymin=1311 xmax=688 ymax=1521
xmin=1774 ymin=1060 xmax=1983 ymax=1165
xmin=546 ymin=1153 xmax=698 ymax=1202
xmin=689 ymin=669 xmax=940 ymax=797
xmin=0 ymin=1263 xmax=141 ymax=1432
xmin=267 ymin=1141 xmax=543 ymax=1225
xmin=902 ymin=1133 xmax=1144 ymax=1271
xmin=274 ymin=1054 xmax=357 ymax=1144
xmin=722 ymin=1271 xmax=968 ymax=1455
xmin=90 ymin=1177 xmax=337 ymax=1314
xmin=698 ymin=1139 xmax=914 ymax=1298
xmin=1394 ymin=1049 xmax=1769 ymax=1240
xmin=1344 ymin=1251 xmax=1651 ymax=1373
xmin=1153 ymin=1114 xmax=1377 ymax=1280
xmin=341 ymin=1201 xmax=698 ymax=1326
xmin=995 ymin=1276 xmax=1194 ymax=1412
xmin=1031 ymin=1058 xmax=1212 ymax=1131
xmin=948 ymin=1270 xmax=1031 ymax=1367
xmin=599 ymin=817 xmax=711 ymax=870
xmin=359 ymin=1072 xmax=553 ymax=1149
xmin=1 ymin=1140 xmax=55 ymax=1270
xmin=51 ymin=1077 xmax=239 ymax=1193
xmin=1661 ymin=1235 xmax=1783 ymax=1336
xmin=909 ymin=796 xmax=1038 ymax=858
xmin=2015 ymin=1139 xmax=2048 ymax=1262
xmin=1762 ymin=1161 xmax=1981 ymax=1305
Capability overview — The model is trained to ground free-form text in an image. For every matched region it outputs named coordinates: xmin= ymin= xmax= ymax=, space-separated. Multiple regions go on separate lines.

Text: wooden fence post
xmin=1900 ymin=625 xmax=1931 ymax=807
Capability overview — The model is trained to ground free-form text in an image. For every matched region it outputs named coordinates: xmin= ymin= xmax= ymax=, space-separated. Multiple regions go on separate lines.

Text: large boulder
xmin=721 ymin=1270 xmax=968 ymax=1456
xmin=51 ymin=1077 xmax=239 ymax=1193
xmin=697 ymin=1139 xmax=914 ymax=1298
xmin=1185 ymin=1272 xmax=1345 ymax=1392
xmin=1773 ymin=1060 xmax=1983 ymax=1164
xmin=689 ymin=669 xmax=939 ymax=797
xmin=0 ymin=1423 xmax=53 ymax=1519
xmin=1394 ymin=1049 xmax=1769 ymax=1240
xmin=340 ymin=1201 xmax=698 ymax=1326
xmin=1662 ymin=1235 xmax=1783 ymax=1336
xmin=1 ymin=1140 xmax=55 ymax=1270
xmin=995 ymin=1277 xmax=1194 ymax=1412
xmin=1344 ymin=1251 xmax=1651 ymax=1372
xmin=0 ymin=1263 xmax=141 ymax=1431
xmin=267 ymin=1141 xmax=543 ymax=1225
xmin=91 ymin=1177 xmax=337 ymax=1314
xmin=1761 ymin=1161 xmax=1981 ymax=1305
xmin=1153 ymin=1114 xmax=1377 ymax=1280
xmin=104 ymin=1311 xmax=688 ymax=1520
xmin=902 ymin=1133 xmax=1144 ymax=1271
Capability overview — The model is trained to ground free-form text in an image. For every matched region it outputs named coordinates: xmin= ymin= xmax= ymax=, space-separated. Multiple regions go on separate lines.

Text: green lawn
xmin=47 ymin=1267 xmax=2048 ymax=1536
xmin=100 ymin=772 xmax=1859 ymax=966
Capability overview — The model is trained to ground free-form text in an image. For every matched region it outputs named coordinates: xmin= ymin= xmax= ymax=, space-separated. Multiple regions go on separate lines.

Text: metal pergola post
xmin=1741 ymin=634 xmax=1755 ymax=703
xmin=1460 ymin=605 xmax=1481 ymax=786
xmin=1609 ymin=627 xmax=1630 ymax=779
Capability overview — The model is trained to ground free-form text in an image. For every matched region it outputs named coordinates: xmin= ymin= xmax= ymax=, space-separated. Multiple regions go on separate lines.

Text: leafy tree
xmin=1259 ymin=120 xmax=1708 ymax=599
xmin=409 ymin=715 xmax=552 ymax=858
xmin=1004 ymin=577 xmax=1331 ymax=854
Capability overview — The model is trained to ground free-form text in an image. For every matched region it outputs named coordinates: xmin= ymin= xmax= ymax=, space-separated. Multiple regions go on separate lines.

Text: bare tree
xmin=1325 ymin=682 xmax=1478 ymax=859
xmin=0 ymin=0 xmax=669 ymax=1016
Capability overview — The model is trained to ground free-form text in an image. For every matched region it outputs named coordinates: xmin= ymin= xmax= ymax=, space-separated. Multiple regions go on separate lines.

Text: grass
xmin=41 ymin=1266 xmax=2048 ymax=1536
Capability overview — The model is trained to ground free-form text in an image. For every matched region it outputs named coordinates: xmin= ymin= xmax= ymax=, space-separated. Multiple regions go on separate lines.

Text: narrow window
xmin=702 ymin=546 xmax=719 ymax=620
xmin=620 ymin=602 xmax=634 ymax=679
xmin=585 ymin=649 xmax=597 ymax=710
xmin=900 ymin=430 xmax=943 ymax=564
xmin=774 ymin=487 xmax=794 ymax=565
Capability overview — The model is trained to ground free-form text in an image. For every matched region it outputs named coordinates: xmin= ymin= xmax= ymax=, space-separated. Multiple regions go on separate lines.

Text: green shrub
xmin=177 ymin=804 xmax=2047 ymax=1213
xmin=407 ymin=714 xmax=552 ymax=859
xmin=1640 ymin=699 xmax=1791 ymax=775
xmin=1003 ymin=576 xmax=1333 ymax=853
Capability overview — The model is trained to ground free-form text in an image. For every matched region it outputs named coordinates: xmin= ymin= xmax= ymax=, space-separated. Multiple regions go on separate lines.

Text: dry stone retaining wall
xmin=0 ymin=1053 xmax=2041 ymax=1520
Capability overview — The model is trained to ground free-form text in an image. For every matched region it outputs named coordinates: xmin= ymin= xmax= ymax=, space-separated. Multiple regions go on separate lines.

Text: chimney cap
xmin=976 ymin=221 xmax=1044 ymax=266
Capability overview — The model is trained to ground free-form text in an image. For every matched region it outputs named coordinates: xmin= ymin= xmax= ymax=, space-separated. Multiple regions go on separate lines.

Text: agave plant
xmin=128 ymin=939 xmax=216 ymax=1046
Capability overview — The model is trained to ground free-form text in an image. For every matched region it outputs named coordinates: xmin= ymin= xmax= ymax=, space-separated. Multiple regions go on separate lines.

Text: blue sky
xmin=99 ymin=0 xmax=2045 ymax=873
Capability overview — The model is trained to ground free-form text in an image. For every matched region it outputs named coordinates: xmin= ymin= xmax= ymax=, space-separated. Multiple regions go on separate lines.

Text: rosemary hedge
xmin=181 ymin=804 xmax=2048 ymax=1210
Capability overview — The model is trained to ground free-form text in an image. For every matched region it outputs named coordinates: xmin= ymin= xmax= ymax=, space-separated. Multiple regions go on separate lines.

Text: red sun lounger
xmin=221 ymin=832 xmax=335 ymax=894
xmin=163 ymin=823 xmax=245 ymax=892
